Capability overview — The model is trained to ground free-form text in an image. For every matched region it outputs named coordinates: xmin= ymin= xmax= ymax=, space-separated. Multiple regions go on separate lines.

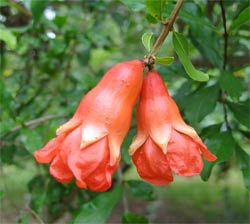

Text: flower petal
xmin=68 ymin=136 xmax=116 ymax=191
xmin=34 ymin=135 xmax=64 ymax=163
xmin=167 ymin=130 xmax=203 ymax=176
xmin=50 ymin=155 xmax=74 ymax=184
xmin=174 ymin=123 xmax=217 ymax=162
xmin=132 ymin=137 xmax=173 ymax=185
xmin=198 ymin=142 xmax=217 ymax=162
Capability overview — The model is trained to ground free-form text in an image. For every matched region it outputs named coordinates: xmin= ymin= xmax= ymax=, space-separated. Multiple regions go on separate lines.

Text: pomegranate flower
xmin=34 ymin=59 xmax=144 ymax=192
xmin=129 ymin=70 xmax=217 ymax=185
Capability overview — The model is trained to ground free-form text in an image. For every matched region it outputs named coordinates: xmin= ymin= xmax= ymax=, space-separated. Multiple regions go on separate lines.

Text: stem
xmin=8 ymin=0 xmax=32 ymax=17
xmin=221 ymin=92 xmax=231 ymax=131
xmin=118 ymin=167 xmax=129 ymax=212
xmin=29 ymin=208 xmax=45 ymax=224
xmin=0 ymin=114 xmax=67 ymax=139
xmin=220 ymin=0 xmax=231 ymax=131
xmin=149 ymin=0 xmax=184 ymax=56
xmin=220 ymin=0 xmax=228 ymax=70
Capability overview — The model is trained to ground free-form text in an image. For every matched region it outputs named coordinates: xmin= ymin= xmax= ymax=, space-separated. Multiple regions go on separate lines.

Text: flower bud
xmin=129 ymin=69 xmax=217 ymax=185
xmin=34 ymin=59 xmax=144 ymax=191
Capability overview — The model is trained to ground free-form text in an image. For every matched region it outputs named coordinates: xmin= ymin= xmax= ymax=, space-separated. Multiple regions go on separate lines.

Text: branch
xmin=220 ymin=0 xmax=228 ymax=70
xmin=149 ymin=0 xmax=184 ymax=56
xmin=118 ymin=167 xmax=129 ymax=212
xmin=1 ymin=114 xmax=67 ymax=139
xmin=220 ymin=0 xmax=231 ymax=132
xmin=191 ymin=54 xmax=249 ymax=68
xmin=7 ymin=0 xmax=32 ymax=17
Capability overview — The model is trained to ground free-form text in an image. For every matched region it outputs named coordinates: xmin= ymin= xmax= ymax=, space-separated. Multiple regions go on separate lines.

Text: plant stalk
xmin=149 ymin=0 xmax=184 ymax=56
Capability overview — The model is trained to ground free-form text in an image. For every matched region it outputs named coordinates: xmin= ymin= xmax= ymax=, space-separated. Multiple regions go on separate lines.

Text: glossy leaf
xmin=179 ymin=8 xmax=218 ymax=32
xmin=122 ymin=212 xmax=149 ymax=224
xmin=173 ymin=31 xmax=209 ymax=82
xmin=145 ymin=0 xmax=165 ymax=21
xmin=155 ymin=56 xmax=174 ymax=65
xmin=72 ymin=186 xmax=122 ymax=224
xmin=120 ymin=0 xmax=146 ymax=11
xmin=201 ymin=131 xmax=235 ymax=181
xmin=126 ymin=180 xmax=154 ymax=200
xmin=231 ymin=7 xmax=250 ymax=31
xmin=227 ymin=101 xmax=250 ymax=129
xmin=30 ymin=0 xmax=48 ymax=25
xmin=0 ymin=28 xmax=16 ymax=49
xmin=219 ymin=72 xmax=244 ymax=101
xmin=179 ymin=84 xmax=220 ymax=126
xmin=141 ymin=32 xmax=154 ymax=52
xmin=235 ymin=145 xmax=250 ymax=191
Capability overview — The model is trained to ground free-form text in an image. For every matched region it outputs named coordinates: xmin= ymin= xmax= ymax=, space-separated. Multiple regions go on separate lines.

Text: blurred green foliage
xmin=0 ymin=0 xmax=249 ymax=223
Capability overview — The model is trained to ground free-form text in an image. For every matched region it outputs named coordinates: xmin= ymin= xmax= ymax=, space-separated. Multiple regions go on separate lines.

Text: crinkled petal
xmin=198 ymin=142 xmax=217 ymax=162
xmin=68 ymin=137 xmax=114 ymax=191
xmin=50 ymin=155 xmax=74 ymax=184
xmin=150 ymin=124 xmax=172 ymax=154
xmin=76 ymin=179 xmax=87 ymax=189
xmin=167 ymin=130 xmax=203 ymax=176
xmin=34 ymin=135 xmax=65 ymax=163
xmin=132 ymin=137 xmax=173 ymax=185
xmin=174 ymin=123 xmax=217 ymax=162
xmin=59 ymin=125 xmax=82 ymax=164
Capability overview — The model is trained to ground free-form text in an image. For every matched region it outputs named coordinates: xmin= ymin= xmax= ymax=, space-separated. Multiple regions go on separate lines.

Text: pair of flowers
xmin=34 ymin=59 xmax=216 ymax=192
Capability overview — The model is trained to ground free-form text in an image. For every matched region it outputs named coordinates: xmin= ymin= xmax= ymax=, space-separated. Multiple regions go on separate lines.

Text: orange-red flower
xmin=34 ymin=59 xmax=144 ymax=192
xmin=129 ymin=70 xmax=217 ymax=185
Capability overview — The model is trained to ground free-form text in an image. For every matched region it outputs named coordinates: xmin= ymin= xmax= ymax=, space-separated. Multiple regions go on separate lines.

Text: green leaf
xmin=122 ymin=128 xmax=136 ymax=164
xmin=155 ymin=56 xmax=174 ymax=66
xmin=72 ymin=186 xmax=122 ymax=224
xmin=231 ymin=7 xmax=250 ymax=31
xmin=120 ymin=0 xmax=146 ymax=12
xmin=235 ymin=145 xmax=250 ymax=191
xmin=141 ymin=32 xmax=154 ymax=52
xmin=0 ymin=79 xmax=13 ymax=113
xmin=179 ymin=84 xmax=220 ymax=126
xmin=126 ymin=180 xmax=154 ymax=201
xmin=201 ymin=131 xmax=235 ymax=181
xmin=200 ymin=123 xmax=223 ymax=139
xmin=173 ymin=31 xmax=209 ymax=82
xmin=227 ymin=101 xmax=250 ymax=129
xmin=0 ymin=143 xmax=16 ymax=164
xmin=28 ymin=175 xmax=47 ymax=212
xmin=18 ymin=215 xmax=30 ymax=224
xmin=30 ymin=0 xmax=48 ymax=25
xmin=219 ymin=72 xmax=244 ymax=101
xmin=179 ymin=8 xmax=218 ymax=32
xmin=122 ymin=212 xmax=149 ymax=224
xmin=0 ymin=28 xmax=17 ymax=49
xmin=53 ymin=15 xmax=67 ymax=29
xmin=0 ymin=190 xmax=4 ymax=200
xmin=189 ymin=30 xmax=222 ymax=68
xmin=145 ymin=0 xmax=165 ymax=21
xmin=20 ymin=128 xmax=44 ymax=154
